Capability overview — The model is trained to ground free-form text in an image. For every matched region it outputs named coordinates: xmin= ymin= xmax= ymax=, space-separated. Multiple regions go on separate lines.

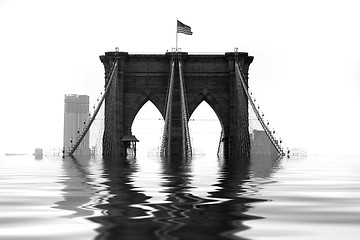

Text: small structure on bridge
xmin=120 ymin=135 xmax=139 ymax=157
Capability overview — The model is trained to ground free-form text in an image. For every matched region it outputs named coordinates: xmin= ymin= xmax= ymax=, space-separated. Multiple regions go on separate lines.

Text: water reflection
xmin=54 ymin=156 xmax=113 ymax=220
xmin=55 ymin=154 xmax=282 ymax=239
xmin=54 ymin=156 xmax=93 ymax=218
xmin=249 ymin=155 xmax=282 ymax=179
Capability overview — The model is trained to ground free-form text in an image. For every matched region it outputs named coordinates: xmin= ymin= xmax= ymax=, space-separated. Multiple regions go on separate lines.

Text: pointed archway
xmin=131 ymin=101 xmax=164 ymax=156
xmin=189 ymin=101 xmax=222 ymax=156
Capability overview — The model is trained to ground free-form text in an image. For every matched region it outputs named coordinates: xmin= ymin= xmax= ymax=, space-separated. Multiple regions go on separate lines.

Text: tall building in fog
xmin=63 ymin=94 xmax=90 ymax=155
xmin=250 ymin=130 xmax=278 ymax=156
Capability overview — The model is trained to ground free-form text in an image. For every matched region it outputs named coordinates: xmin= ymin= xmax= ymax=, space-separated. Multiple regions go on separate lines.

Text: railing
xmin=160 ymin=60 xmax=175 ymax=156
xmin=178 ymin=60 xmax=192 ymax=157
xmin=160 ymin=53 xmax=192 ymax=157
xmin=217 ymin=130 xmax=224 ymax=157
xmin=234 ymin=59 xmax=285 ymax=156
xmin=67 ymin=61 xmax=118 ymax=156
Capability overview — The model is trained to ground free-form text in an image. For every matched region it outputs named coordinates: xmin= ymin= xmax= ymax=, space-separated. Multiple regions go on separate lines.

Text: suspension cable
xmin=234 ymin=58 xmax=285 ymax=156
xmin=68 ymin=61 xmax=118 ymax=156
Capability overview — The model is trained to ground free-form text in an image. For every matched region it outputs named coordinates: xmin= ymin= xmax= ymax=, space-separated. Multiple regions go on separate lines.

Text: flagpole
xmin=176 ymin=20 xmax=178 ymax=52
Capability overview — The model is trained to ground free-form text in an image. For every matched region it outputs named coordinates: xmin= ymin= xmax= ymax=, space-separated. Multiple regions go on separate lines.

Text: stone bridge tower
xmin=100 ymin=51 xmax=253 ymax=159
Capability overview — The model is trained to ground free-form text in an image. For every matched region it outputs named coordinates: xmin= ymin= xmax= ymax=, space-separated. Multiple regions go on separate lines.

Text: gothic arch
xmin=125 ymin=92 xmax=165 ymax=133
xmin=188 ymin=93 xmax=226 ymax=130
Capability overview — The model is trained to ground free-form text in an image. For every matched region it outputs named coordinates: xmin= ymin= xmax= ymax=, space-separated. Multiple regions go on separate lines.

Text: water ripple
xmin=1 ymin=154 xmax=360 ymax=239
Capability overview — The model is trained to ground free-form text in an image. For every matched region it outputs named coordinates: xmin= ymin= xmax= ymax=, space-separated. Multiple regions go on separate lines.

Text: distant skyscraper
xmin=250 ymin=130 xmax=278 ymax=156
xmin=63 ymin=94 xmax=90 ymax=156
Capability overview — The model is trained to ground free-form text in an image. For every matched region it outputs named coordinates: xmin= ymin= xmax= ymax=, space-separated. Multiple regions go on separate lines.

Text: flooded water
xmin=1 ymin=154 xmax=359 ymax=239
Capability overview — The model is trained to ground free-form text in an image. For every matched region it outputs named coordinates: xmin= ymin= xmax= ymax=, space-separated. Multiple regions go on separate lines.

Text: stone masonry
xmin=100 ymin=51 xmax=253 ymax=159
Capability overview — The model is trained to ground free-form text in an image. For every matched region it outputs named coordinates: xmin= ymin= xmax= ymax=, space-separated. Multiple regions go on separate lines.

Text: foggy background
xmin=1 ymin=0 xmax=359 ymax=155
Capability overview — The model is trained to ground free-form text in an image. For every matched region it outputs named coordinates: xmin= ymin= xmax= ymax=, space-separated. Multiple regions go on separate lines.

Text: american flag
xmin=177 ymin=20 xmax=193 ymax=35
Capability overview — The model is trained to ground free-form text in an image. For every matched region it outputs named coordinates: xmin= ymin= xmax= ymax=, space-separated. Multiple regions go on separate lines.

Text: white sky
xmin=1 ymin=0 xmax=359 ymax=155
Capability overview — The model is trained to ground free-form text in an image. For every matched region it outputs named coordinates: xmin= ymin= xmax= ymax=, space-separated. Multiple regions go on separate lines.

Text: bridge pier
xmin=100 ymin=51 xmax=253 ymax=159
xmin=100 ymin=52 xmax=129 ymax=158
xmin=160 ymin=53 xmax=192 ymax=158
xmin=227 ymin=53 xmax=252 ymax=158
